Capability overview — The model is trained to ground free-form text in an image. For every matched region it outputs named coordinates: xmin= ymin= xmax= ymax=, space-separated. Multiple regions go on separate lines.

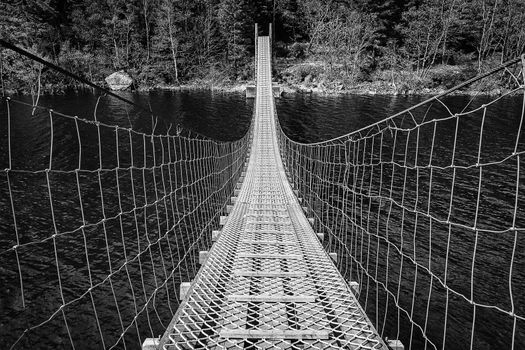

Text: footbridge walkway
xmin=155 ymin=36 xmax=387 ymax=350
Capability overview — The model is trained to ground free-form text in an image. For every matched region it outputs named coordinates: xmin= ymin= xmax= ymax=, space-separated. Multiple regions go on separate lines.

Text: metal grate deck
xmin=158 ymin=36 xmax=387 ymax=350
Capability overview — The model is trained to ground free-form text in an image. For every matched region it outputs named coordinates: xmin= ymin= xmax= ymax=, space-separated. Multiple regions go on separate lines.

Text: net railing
xmin=277 ymin=57 xmax=525 ymax=350
xmin=0 ymin=92 xmax=251 ymax=349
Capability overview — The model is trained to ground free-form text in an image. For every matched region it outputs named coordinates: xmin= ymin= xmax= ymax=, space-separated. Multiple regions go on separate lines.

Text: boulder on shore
xmin=105 ymin=71 xmax=133 ymax=91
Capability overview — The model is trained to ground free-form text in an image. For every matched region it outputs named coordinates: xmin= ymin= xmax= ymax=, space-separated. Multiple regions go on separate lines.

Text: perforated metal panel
xmin=159 ymin=37 xmax=386 ymax=350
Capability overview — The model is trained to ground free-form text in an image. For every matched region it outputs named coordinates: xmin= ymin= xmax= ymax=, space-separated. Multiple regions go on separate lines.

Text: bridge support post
xmin=247 ymin=23 xmax=258 ymax=98
xmin=220 ymin=216 xmax=228 ymax=226
xmin=142 ymin=338 xmax=159 ymax=350
xmin=255 ymin=23 xmax=258 ymax=81
xmin=180 ymin=282 xmax=192 ymax=300
xmin=387 ymin=339 xmax=405 ymax=350
xmin=246 ymin=85 xmax=256 ymax=98
xmin=272 ymin=83 xmax=283 ymax=97
xmin=349 ymin=281 xmax=359 ymax=295
xmin=269 ymin=23 xmax=273 ymax=67
xmin=212 ymin=230 xmax=221 ymax=242
xmin=329 ymin=252 xmax=337 ymax=262
xmin=316 ymin=233 xmax=324 ymax=242
xmin=199 ymin=251 xmax=209 ymax=265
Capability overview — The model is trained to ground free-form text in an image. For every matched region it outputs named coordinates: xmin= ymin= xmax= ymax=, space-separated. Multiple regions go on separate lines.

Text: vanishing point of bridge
xmin=151 ymin=36 xmax=390 ymax=350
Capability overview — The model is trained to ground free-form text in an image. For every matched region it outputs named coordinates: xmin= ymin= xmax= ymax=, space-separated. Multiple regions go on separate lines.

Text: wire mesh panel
xmin=0 ymin=93 xmax=250 ymax=349
xmin=278 ymin=57 xmax=525 ymax=349
xmin=160 ymin=36 xmax=386 ymax=350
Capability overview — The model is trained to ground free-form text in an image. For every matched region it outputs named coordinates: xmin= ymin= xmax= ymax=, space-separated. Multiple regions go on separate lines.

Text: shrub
xmin=288 ymin=43 xmax=307 ymax=59
xmin=428 ymin=65 xmax=477 ymax=89
xmin=274 ymin=41 xmax=289 ymax=58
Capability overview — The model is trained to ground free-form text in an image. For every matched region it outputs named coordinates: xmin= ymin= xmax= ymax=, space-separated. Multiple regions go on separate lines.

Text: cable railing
xmin=277 ymin=56 xmax=525 ymax=350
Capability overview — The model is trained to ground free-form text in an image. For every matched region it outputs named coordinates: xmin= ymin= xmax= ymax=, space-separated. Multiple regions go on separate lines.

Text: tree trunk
xmin=478 ymin=0 xmax=499 ymax=72
xmin=168 ymin=14 xmax=179 ymax=83
xmin=112 ymin=19 xmax=120 ymax=68
xmin=441 ymin=0 xmax=458 ymax=64
xmin=143 ymin=0 xmax=150 ymax=62
xmin=32 ymin=64 xmax=42 ymax=116
xmin=0 ymin=49 xmax=4 ymax=96
xmin=126 ymin=16 xmax=131 ymax=67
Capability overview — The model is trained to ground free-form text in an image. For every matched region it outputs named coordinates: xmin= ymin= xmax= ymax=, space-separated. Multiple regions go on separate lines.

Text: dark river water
xmin=0 ymin=90 xmax=523 ymax=350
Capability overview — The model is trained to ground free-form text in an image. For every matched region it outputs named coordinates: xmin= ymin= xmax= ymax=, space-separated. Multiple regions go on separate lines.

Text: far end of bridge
xmin=246 ymin=23 xmax=283 ymax=99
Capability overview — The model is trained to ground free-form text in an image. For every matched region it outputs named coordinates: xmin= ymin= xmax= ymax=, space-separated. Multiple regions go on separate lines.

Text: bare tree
xmin=153 ymin=0 xmax=182 ymax=83
xmin=402 ymin=0 xmax=457 ymax=77
xmin=476 ymin=0 xmax=500 ymax=71
xmin=143 ymin=0 xmax=150 ymax=62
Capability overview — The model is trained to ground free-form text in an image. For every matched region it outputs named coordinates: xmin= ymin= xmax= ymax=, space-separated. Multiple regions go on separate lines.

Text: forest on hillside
xmin=1 ymin=0 xmax=524 ymax=94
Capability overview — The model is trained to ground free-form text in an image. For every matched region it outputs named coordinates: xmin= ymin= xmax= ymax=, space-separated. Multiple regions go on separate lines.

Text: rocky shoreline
xmin=5 ymin=65 xmax=513 ymax=97
xmin=136 ymin=80 xmax=511 ymax=97
xmin=5 ymin=80 xmax=510 ymax=97
xmin=278 ymin=82 xmax=508 ymax=96
xmin=109 ymin=60 xmax=513 ymax=97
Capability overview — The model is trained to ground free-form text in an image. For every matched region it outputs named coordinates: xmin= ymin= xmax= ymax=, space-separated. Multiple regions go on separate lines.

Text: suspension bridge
xmin=150 ymin=35 xmax=389 ymax=350
xmin=1 ymin=28 xmax=524 ymax=350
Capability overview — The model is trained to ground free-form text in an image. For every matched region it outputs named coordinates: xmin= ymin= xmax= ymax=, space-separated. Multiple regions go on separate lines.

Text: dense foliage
xmin=0 ymin=0 xmax=524 ymax=92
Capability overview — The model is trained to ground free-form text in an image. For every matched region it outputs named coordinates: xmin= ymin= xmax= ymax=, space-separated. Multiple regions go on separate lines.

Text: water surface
xmin=0 ymin=90 xmax=523 ymax=349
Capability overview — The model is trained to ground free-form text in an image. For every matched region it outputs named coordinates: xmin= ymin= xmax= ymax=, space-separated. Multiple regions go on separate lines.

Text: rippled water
xmin=0 ymin=90 xmax=252 ymax=350
xmin=0 ymin=90 xmax=523 ymax=349
xmin=276 ymin=93 xmax=525 ymax=350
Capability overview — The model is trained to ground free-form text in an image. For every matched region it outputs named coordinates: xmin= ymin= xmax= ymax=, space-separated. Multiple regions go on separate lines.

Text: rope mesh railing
xmin=278 ymin=57 xmax=525 ymax=350
xmin=0 ymin=90 xmax=251 ymax=349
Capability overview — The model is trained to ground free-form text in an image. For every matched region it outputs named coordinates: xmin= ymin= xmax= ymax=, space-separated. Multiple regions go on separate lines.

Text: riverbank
xmin=134 ymin=60 xmax=515 ymax=97
xmin=4 ymin=61 xmax=515 ymax=97
xmin=273 ymin=60 xmax=514 ymax=96
xmin=4 ymin=78 xmax=511 ymax=97
xmin=138 ymin=79 xmax=511 ymax=98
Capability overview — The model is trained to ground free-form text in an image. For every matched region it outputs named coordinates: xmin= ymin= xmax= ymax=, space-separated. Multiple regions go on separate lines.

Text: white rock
xmin=105 ymin=71 xmax=133 ymax=91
